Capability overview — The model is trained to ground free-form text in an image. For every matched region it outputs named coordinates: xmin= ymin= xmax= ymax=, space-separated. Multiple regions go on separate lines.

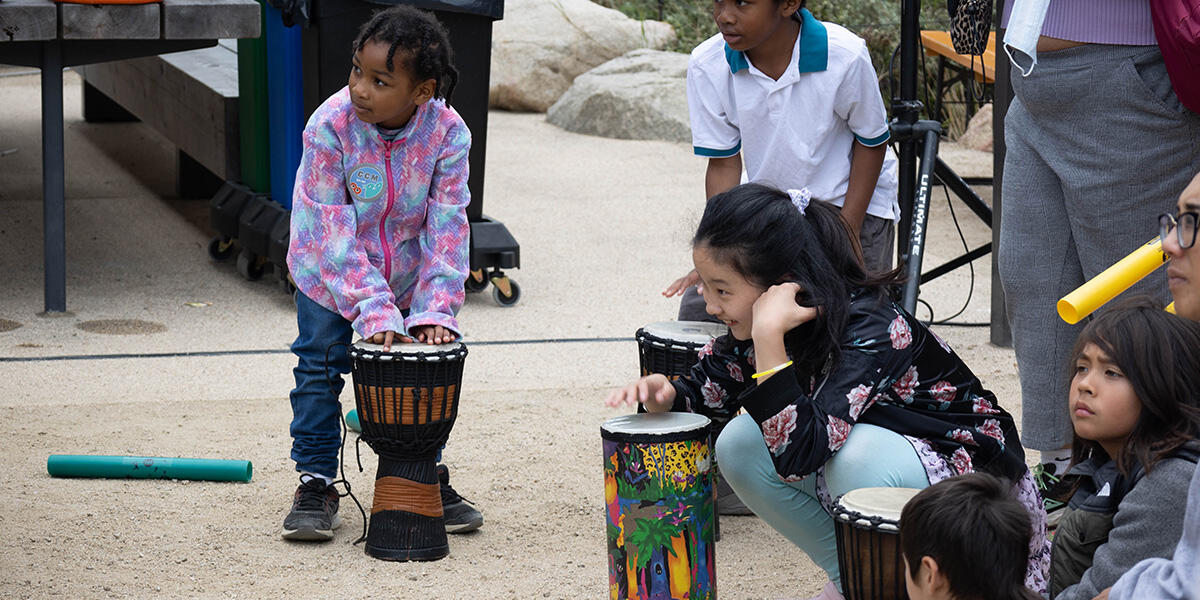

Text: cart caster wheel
xmin=491 ymin=278 xmax=520 ymax=307
xmin=237 ymin=251 xmax=264 ymax=281
xmin=208 ymin=237 xmax=235 ymax=263
xmin=465 ymin=269 xmax=489 ymax=293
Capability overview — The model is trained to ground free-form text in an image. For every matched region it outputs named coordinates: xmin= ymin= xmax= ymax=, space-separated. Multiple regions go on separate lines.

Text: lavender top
xmin=1002 ymin=0 xmax=1156 ymax=46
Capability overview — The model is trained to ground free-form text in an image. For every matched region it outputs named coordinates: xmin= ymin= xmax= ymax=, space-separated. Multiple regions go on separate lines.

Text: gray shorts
xmin=859 ymin=213 xmax=896 ymax=274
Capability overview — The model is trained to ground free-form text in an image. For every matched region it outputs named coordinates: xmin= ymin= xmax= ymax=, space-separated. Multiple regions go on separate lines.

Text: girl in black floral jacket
xmin=608 ymin=183 xmax=1049 ymax=599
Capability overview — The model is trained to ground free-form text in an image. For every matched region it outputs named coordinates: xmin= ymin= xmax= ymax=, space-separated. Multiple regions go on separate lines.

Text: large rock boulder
xmin=956 ymin=103 xmax=993 ymax=152
xmin=546 ymin=49 xmax=690 ymax=143
xmin=489 ymin=0 xmax=676 ymax=112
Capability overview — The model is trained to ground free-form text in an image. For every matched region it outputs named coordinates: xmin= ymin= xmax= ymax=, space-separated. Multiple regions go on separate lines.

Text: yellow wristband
xmin=751 ymin=360 xmax=793 ymax=380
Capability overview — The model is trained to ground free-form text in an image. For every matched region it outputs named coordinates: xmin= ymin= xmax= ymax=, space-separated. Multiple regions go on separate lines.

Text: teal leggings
xmin=715 ymin=414 xmax=930 ymax=588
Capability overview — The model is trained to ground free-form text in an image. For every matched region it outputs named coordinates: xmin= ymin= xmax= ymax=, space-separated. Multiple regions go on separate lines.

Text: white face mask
xmin=1003 ymin=0 xmax=1052 ymax=76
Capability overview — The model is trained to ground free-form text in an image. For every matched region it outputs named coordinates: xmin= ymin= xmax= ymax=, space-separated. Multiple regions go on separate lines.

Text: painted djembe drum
xmin=635 ymin=321 xmax=729 ymax=381
xmin=635 ymin=321 xmax=732 ymax=538
xmin=602 ymin=412 xmax=716 ymax=600
xmin=832 ymin=487 xmax=922 ymax=600
xmin=349 ymin=340 xmax=467 ymax=561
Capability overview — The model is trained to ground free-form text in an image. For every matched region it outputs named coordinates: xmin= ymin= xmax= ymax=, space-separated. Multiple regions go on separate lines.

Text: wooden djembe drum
xmin=349 ymin=340 xmax=467 ymax=561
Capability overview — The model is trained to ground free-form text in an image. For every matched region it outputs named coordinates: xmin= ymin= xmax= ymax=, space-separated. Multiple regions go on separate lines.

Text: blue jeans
xmin=715 ymin=414 xmax=930 ymax=589
xmin=289 ymin=292 xmax=417 ymax=478
xmin=289 ymin=292 xmax=355 ymax=478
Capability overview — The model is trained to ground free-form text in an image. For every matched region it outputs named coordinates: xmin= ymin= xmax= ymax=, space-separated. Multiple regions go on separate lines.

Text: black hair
xmin=1067 ymin=295 xmax=1200 ymax=475
xmin=900 ymin=473 xmax=1041 ymax=600
xmin=352 ymin=6 xmax=459 ymax=103
xmin=692 ymin=183 xmax=903 ymax=371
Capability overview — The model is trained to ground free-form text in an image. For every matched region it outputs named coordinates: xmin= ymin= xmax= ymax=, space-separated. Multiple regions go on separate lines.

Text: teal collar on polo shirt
xmin=723 ymin=8 xmax=828 ymax=75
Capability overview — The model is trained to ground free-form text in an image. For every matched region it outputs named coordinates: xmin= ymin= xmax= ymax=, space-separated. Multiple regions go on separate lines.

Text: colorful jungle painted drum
xmin=602 ymin=412 xmax=716 ymax=600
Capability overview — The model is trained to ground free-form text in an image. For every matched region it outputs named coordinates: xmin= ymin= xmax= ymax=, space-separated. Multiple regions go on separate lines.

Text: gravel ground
xmin=0 ymin=69 xmax=1018 ymax=599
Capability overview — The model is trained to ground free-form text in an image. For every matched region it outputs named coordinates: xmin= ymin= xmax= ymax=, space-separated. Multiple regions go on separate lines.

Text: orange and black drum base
xmin=366 ymin=458 xmax=447 ymax=561
xmin=348 ymin=341 xmax=467 ymax=562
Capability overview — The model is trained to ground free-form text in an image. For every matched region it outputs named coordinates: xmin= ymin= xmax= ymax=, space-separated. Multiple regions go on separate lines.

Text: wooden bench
xmin=920 ymin=30 xmax=996 ymax=126
xmin=0 ymin=0 xmax=259 ymax=312
xmin=77 ymin=40 xmax=240 ymax=196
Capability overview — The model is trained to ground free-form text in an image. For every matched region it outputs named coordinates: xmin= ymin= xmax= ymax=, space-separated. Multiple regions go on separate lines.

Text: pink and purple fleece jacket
xmin=287 ymin=87 xmax=471 ymax=339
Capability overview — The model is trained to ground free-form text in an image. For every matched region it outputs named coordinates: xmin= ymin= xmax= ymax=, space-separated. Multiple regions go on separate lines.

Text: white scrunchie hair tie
xmin=787 ymin=188 xmax=812 ymax=215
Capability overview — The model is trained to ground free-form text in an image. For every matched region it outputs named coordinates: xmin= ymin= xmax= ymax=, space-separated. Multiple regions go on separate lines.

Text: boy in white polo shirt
xmin=666 ymin=0 xmax=900 ymax=323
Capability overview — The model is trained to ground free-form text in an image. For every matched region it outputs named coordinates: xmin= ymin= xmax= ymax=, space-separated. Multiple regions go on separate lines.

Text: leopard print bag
xmin=947 ymin=0 xmax=993 ymax=102
xmin=948 ymin=0 xmax=993 ymax=56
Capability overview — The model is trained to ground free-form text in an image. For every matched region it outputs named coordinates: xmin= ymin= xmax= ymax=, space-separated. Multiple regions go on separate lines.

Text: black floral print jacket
xmin=669 ymin=290 xmax=1028 ymax=482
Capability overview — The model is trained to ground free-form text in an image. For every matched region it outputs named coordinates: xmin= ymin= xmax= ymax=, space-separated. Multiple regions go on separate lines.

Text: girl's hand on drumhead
xmin=366 ymin=330 xmax=412 ymax=351
xmin=751 ymin=282 xmax=817 ymax=338
xmin=605 ymin=374 xmax=675 ymax=411
xmin=411 ymin=325 xmax=457 ymax=345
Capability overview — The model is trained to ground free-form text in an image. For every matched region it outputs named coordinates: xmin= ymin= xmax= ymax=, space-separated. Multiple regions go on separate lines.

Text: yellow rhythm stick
xmin=1057 ymin=237 xmax=1168 ymax=324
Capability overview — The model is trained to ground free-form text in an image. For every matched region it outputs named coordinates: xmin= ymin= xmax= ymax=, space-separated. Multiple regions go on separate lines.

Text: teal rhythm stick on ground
xmin=46 ymin=455 xmax=253 ymax=482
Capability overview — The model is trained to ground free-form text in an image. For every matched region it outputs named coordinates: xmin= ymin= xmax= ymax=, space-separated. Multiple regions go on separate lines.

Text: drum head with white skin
xmin=640 ymin=321 xmax=729 ymax=346
xmin=835 ymin=487 xmax=923 ymax=532
xmin=350 ymin=340 xmax=465 ymax=360
xmin=600 ymin=412 xmax=712 ymax=443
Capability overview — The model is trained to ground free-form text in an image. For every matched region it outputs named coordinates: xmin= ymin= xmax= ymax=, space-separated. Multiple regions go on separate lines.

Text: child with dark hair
xmin=1093 ymin=170 xmax=1200 ymax=600
xmin=900 ymin=472 xmax=1042 ymax=600
xmin=282 ymin=5 xmax=480 ymax=541
xmin=1048 ymin=297 xmax=1200 ymax=599
xmin=609 ymin=183 xmax=1049 ymax=599
xmin=666 ymin=0 xmax=900 ymax=319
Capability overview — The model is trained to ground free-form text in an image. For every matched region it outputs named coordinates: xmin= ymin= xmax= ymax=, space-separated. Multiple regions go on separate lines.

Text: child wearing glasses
xmin=1094 ymin=171 xmax=1200 ymax=600
xmin=1160 ymin=171 xmax=1200 ymax=316
xmin=1047 ymin=297 xmax=1200 ymax=600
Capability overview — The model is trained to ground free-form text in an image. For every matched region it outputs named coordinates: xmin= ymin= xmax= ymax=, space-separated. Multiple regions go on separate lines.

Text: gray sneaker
xmin=282 ymin=477 xmax=342 ymax=541
xmin=438 ymin=464 xmax=483 ymax=533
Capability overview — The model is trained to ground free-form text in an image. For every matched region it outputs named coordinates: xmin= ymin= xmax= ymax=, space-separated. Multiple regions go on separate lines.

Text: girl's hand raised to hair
xmin=751 ymin=282 xmax=818 ymax=339
xmin=663 ymin=269 xmax=701 ymax=298
xmin=366 ymin=330 xmax=412 ymax=351
xmin=605 ymin=374 xmax=676 ymax=412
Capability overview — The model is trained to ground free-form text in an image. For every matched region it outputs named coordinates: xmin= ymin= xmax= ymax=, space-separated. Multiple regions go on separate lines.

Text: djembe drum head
xmin=635 ymin=321 xmax=729 ymax=380
xmin=833 ymin=487 xmax=922 ymax=600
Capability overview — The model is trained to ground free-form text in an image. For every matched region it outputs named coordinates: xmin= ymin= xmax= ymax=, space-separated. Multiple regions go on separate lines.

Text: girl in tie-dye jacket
xmin=287 ymin=80 xmax=469 ymax=342
xmin=281 ymin=6 xmax=483 ymax=543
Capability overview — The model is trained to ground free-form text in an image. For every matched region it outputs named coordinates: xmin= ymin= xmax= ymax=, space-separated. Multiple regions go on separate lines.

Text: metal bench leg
xmin=42 ymin=41 xmax=67 ymax=313
xmin=934 ymin=57 xmax=947 ymax=124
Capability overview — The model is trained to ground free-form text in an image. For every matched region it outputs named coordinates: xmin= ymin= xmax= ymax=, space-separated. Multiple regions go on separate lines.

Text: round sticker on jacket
xmin=347 ymin=164 xmax=385 ymax=202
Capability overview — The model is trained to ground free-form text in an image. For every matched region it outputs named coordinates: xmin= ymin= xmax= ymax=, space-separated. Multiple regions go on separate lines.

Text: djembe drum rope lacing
xmin=834 ymin=508 xmax=901 ymax=531
xmin=635 ymin=324 xmax=726 ymax=380
xmin=350 ymin=343 xmax=466 ymax=460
